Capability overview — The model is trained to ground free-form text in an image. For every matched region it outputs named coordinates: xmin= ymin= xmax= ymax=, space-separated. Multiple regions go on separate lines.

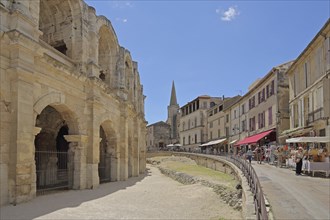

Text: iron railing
xmin=98 ymin=149 xmax=111 ymax=183
xmin=35 ymin=150 xmax=69 ymax=195
xmin=307 ymin=107 xmax=324 ymax=124
xmin=226 ymin=155 xmax=268 ymax=220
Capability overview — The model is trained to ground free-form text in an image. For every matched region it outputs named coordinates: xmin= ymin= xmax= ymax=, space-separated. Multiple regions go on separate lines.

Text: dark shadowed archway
xmin=99 ymin=120 xmax=118 ymax=183
xmin=34 ymin=104 xmax=78 ymax=194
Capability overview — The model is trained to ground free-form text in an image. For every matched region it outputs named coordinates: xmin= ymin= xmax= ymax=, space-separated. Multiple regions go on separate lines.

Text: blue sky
xmin=85 ymin=0 xmax=329 ymax=125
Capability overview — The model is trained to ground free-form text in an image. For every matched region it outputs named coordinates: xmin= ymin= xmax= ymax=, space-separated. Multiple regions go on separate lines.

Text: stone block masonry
xmin=0 ymin=0 xmax=147 ymax=206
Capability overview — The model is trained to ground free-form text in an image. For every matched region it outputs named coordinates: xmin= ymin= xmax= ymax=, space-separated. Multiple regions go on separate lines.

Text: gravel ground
xmin=1 ymin=165 xmax=242 ymax=220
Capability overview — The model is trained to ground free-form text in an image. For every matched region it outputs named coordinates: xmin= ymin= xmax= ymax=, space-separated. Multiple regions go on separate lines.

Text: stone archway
xmin=34 ymin=106 xmax=72 ymax=194
xmin=98 ymin=25 xmax=118 ymax=86
xmin=39 ymin=0 xmax=83 ymax=59
xmin=99 ymin=120 xmax=119 ymax=183
xmin=124 ymin=55 xmax=134 ymax=101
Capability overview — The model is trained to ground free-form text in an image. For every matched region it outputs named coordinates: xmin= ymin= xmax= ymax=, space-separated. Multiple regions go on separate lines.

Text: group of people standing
xmin=242 ymin=144 xmax=328 ymax=176
xmin=242 ymin=145 xmax=272 ymax=164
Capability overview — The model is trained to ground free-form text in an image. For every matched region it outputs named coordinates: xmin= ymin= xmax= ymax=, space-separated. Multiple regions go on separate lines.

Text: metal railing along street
xmin=225 ymin=155 xmax=268 ymax=220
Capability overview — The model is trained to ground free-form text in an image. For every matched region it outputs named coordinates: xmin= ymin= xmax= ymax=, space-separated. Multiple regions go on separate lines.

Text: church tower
xmin=167 ymin=81 xmax=180 ymax=143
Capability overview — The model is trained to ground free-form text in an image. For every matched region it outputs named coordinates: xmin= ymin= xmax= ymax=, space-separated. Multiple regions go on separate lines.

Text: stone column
xmin=87 ymin=6 xmax=100 ymax=78
xmin=139 ymin=120 xmax=147 ymax=174
xmin=86 ymin=133 xmax=101 ymax=189
xmin=9 ymin=78 xmax=35 ymax=205
xmin=132 ymin=118 xmax=139 ymax=177
xmin=6 ymin=28 xmax=40 ymax=204
xmin=119 ymin=107 xmax=128 ymax=181
xmin=64 ymin=135 xmax=88 ymax=190
xmin=110 ymin=149 xmax=120 ymax=182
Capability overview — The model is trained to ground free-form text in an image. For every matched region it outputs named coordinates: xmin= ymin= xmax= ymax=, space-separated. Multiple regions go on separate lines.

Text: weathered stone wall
xmin=0 ymin=0 xmax=147 ymax=206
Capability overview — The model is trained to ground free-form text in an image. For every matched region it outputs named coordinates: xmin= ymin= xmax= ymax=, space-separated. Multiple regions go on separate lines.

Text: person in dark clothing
xmin=295 ymin=147 xmax=304 ymax=175
xmin=256 ymin=146 xmax=262 ymax=164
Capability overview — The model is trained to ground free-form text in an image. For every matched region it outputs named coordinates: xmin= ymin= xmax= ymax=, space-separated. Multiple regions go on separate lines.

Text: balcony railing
xmin=307 ymin=108 xmax=324 ymax=125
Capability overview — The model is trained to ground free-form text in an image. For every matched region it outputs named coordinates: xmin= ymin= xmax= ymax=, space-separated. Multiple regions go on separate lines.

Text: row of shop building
xmin=147 ymin=18 xmax=330 ymax=154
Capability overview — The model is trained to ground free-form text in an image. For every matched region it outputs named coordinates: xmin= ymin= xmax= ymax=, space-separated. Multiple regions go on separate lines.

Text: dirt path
xmin=1 ymin=165 xmax=241 ymax=220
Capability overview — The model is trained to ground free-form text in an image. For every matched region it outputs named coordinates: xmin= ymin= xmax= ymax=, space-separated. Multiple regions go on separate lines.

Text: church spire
xmin=170 ymin=81 xmax=178 ymax=106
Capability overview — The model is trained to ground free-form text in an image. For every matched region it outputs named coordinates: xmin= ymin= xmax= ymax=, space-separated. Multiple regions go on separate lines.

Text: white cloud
xmin=116 ymin=17 xmax=128 ymax=23
xmin=112 ymin=1 xmax=134 ymax=9
xmin=216 ymin=6 xmax=240 ymax=21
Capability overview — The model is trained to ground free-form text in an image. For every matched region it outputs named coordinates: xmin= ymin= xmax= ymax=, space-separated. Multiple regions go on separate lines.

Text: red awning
xmin=235 ymin=129 xmax=274 ymax=146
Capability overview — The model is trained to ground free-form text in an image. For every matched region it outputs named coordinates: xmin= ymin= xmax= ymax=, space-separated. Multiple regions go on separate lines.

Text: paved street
xmin=1 ymin=165 xmax=241 ymax=220
xmin=252 ymin=162 xmax=330 ymax=220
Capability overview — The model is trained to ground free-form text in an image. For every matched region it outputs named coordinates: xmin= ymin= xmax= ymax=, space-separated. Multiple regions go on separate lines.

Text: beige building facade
xmin=203 ymin=63 xmax=292 ymax=154
xmin=233 ymin=62 xmax=293 ymax=150
xmin=206 ymin=96 xmax=240 ymax=153
xmin=283 ymin=19 xmax=330 ymax=148
xmin=0 ymin=0 xmax=146 ymax=206
xmin=179 ymin=96 xmax=222 ymax=151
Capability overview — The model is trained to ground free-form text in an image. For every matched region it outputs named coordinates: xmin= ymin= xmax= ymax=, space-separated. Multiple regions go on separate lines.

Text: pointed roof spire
xmin=170 ymin=80 xmax=178 ymax=106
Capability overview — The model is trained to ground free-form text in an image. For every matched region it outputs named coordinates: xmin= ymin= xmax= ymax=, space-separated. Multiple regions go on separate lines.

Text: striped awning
xmin=200 ymin=138 xmax=227 ymax=147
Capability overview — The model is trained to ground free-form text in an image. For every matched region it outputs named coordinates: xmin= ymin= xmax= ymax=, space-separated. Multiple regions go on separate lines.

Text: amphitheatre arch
xmin=0 ymin=0 xmax=146 ymax=206
xmin=99 ymin=120 xmax=119 ymax=183
xmin=34 ymin=102 xmax=79 ymax=194
xmin=38 ymin=0 xmax=83 ymax=60
xmin=124 ymin=54 xmax=134 ymax=101
xmin=98 ymin=25 xmax=119 ymax=86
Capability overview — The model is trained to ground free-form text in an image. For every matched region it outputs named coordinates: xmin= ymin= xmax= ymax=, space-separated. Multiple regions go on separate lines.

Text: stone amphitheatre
xmin=0 ymin=0 xmax=147 ymax=206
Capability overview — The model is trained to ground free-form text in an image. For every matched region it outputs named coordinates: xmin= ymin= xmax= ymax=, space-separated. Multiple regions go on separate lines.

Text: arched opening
xmin=99 ymin=121 xmax=118 ymax=183
xmin=39 ymin=0 xmax=74 ymax=57
xmin=98 ymin=26 xmax=118 ymax=86
xmin=125 ymin=58 xmax=134 ymax=101
xmin=34 ymin=106 xmax=73 ymax=194
xmin=56 ymin=125 xmax=69 ymax=169
xmin=98 ymin=126 xmax=111 ymax=183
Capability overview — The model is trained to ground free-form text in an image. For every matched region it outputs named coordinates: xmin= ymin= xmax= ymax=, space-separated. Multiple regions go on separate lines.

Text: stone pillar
xmin=8 ymin=0 xmax=41 ymax=40
xmin=119 ymin=108 xmax=128 ymax=181
xmin=87 ymin=6 xmax=100 ymax=78
xmin=132 ymin=119 xmax=139 ymax=177
xmin=86 ymin=133 xmax=101 ymax=189
xmin=110 ymin=150 xmax=120 ymax=182
xmin=139 ymin=120 xmax=147 ymax=174
xmin=64 ymin=135 xmax=88 ymax=190
xmin=9 ymin=79 xmax=35 ymax=205
xmin=6 ymin=28 xmax=40 ymax=204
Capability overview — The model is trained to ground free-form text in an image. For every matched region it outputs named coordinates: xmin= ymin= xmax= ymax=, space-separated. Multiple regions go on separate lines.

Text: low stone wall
xmin=146 ymin=152 xmax=256 ymax=220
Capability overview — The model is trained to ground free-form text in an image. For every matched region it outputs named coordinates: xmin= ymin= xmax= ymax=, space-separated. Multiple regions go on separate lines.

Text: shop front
xmin=286 ymin=136 xmax=330 ymax=177
xmin=234 ymin=129 xmax=276 ymax=153
xmin=200 ymin=138 xmax=227 ymax=154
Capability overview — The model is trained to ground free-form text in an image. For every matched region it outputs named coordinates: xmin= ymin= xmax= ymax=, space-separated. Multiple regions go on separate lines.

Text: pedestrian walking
xmin=265 ymin=146 xmax=271 ymax=163
xmin=256 ymin=146 xmax=262 ymax=164
xmin=246 ymin=148 xmax=253 ymax=164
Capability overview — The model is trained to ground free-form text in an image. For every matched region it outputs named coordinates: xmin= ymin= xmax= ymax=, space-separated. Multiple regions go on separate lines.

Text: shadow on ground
xmin=1 ymin=169 xmax=151 ymax=220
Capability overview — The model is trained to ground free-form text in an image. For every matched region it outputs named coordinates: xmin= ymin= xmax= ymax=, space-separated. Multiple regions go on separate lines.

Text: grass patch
xmin=153 ymin=157 xmax=238 ymax=188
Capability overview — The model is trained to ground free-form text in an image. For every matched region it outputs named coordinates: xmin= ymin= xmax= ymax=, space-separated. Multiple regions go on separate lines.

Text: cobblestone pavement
xmin=1 ymin=165 xmax=241 ymax=220
xmin=252 ymin=162 xmax=330 ymax=220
